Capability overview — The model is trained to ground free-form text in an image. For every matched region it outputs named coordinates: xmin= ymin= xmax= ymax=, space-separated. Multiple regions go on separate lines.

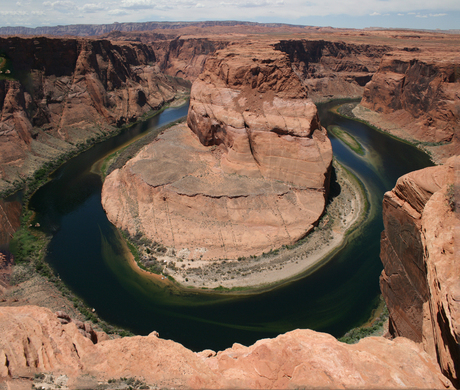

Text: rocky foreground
xmin=0 ymin=305 xmax=452 ymax=389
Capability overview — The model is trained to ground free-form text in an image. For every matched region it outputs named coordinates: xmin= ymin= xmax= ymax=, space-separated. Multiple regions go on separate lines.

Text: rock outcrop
xmin=0 ymin=36 xmax=189 ymax=194
xmin=152 ymin=37 xmax=229 ymax=80
xmin=0 ymin=305 xmax=453 ymax=389
xmin=275 ymin=39 xmax=389 ymax=101
xmin=380 ymin=155 xmax=460 ymax=386
xmin=102 ymin=41 xmax=332 ymax=260
xmin=359 ymin=52 xmax=460 ymax=162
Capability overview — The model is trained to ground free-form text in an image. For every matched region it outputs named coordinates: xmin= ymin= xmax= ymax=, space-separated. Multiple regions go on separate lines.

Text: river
xmin=15 ymin=100 xmax=433 ymax=352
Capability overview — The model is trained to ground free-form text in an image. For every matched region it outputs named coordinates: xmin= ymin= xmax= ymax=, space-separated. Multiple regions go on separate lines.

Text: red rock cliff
xmin=187 ymin=41 xmax=331 ymax=188
xmin=380 ymin=155 xmax=460 ymax=386
xmin=275 ymin=39 xmax=389 ymax=101
xmin=360 ymin=53 xmax=460 ymax=161
xmin=0 ymin=36 xmax=189 ymax=194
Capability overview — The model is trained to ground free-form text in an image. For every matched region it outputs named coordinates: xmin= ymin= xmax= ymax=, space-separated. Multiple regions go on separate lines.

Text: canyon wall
xmin=152 ymin=37 xmax=229 ymax=80
xmin=102 ymin=41 xmax=332 ymax=260
xmin=359 ymin=51 xmax=460 ymax=162
xmin=0 ymin=36 xmax=189 ymax=194
xmin=380 ymin=155 xmax=460 ymax=386
xmin=275 ymin=39 xmax=389 ymax=101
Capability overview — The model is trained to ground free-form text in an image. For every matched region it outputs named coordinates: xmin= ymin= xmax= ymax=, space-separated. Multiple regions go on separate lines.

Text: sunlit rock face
xmin=102 ymin=41 xmax=332 ymax=260
xmin=361 ymin=54 xmax=460 ymax=161
xmin=0 ymin=305 xmax=453 ymax=389
xmin=380 ymin=156 xmax=460 ymax=387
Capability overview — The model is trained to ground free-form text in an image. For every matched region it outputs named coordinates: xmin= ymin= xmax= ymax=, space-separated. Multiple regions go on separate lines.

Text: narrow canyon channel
xmin=9 ymin=99 xmax=433 ymax=352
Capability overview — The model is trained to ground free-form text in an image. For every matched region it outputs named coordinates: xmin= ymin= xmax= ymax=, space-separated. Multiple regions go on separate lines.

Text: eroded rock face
xmin=275 ymin=39 xmax=389 ymax=101
xmin=103 ymin=42 xmax=332 ymax=260
xmin=0 ymin=306 xmax=452 ymax=389
xmin=152 ymin=37 xmax=229 ymax=80
xmin=0 ymin=36 xmax=189 ymax=194
xmin=361 ymin=54 xmax=460 ymax=161
xmin=380 ymin=155 xmax=460 ymax=386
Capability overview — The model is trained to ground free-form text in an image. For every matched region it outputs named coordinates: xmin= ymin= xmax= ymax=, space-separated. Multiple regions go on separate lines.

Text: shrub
xmin=447 ymin=184 xmax=456 ymax=211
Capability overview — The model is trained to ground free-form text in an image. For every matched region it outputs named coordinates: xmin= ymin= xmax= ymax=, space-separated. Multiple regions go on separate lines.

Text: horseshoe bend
xmin=0 ymin=23 xmax=458 ymax=389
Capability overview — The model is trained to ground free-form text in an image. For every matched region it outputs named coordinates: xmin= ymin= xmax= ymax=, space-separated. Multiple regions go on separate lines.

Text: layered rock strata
xmin=152 ymin=37 xmax=229 ymax=80
xmin=275 ymin=39 xmax=389 ymax=101
xmin=103 ymin=42 xmax=332 ymax=260
xmin=0 ymin=36 xmax=189 ymax=194
xmin=0 ymin=305 xmax=453 ymax=389
xmin=380 ymin=155 xmax=460 ymax=386
xmin=359 ymin=52 xmax=460 ymax=162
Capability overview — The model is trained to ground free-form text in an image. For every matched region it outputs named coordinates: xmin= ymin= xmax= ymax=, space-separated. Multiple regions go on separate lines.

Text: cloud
xmin=196 ymin=2 xmax=205 ymax=7
xmin=429 ymin=13 xmax=447 ymax=17
xmin=80 ymin=3 xmax=106 ymax=12
xmin=0 ymin=10 xmax=28 ymax=16
xmin=108 ymin=8 xmax=130 ymax=15
xmin=120 ymin=0 xmax=155 ymax=9
xmin=43 ymin=0 xmax=77 ymax=12
xmin=370 ymin=11 xmax=380 ymax=16
xmin=219 ymin=0 xmax=284 ymax=8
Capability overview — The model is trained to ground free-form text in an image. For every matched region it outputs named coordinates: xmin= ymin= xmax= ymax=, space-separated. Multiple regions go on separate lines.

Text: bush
xmin=447 ymin=184 xmax=456 ymax=211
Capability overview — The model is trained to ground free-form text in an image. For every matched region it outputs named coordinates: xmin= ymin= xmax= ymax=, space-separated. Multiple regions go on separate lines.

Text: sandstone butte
xmin=102 ymin=41 xmax=333 ymax=260
xmin=0 ymin=24 xmax=459 ymax=389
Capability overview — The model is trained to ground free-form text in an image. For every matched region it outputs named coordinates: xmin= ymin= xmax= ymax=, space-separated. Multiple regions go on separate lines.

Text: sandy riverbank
xmin=138 ymin=159 xmax=367 ymax=292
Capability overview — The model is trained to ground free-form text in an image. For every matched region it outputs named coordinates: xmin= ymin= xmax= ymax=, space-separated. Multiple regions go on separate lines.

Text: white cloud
xmin=120 ymin=0 xmax=155 ymax=9
xmin=43 ymin=0 xmax=77 ymax=12
xmin=0 ymin=0 xmax=458 ymax=29
xmin=0 ymin=10 xmax=28 ymax=16
xmin=80 ymin=3 xmax=106 ymax=12
xmin=108 ymin=8 xmax=130 ymax=15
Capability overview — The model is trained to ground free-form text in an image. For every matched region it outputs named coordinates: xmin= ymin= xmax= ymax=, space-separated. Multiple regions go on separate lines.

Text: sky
xmin=1 ymin=0 xmax=459 ymax=30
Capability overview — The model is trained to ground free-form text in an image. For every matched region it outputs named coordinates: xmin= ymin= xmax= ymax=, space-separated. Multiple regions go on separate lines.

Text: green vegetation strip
xmin=332 ymin=101 xmax=444 ymax=160
xmin=339 ymin=296 xmax=389 ymax=344
xmin=9 ymin=208 xmax=134 ymax=337
xmin=5 ymin=100 xmax=190 ymax=335
xmin=328 ymin=125 xmax=365 ymax=155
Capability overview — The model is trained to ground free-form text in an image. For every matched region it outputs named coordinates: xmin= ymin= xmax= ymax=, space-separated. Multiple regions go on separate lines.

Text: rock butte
xmin=102 ymin=42 xmax=332 ymax=260
xmin=0 ymin=23 xmax=459 ymax=389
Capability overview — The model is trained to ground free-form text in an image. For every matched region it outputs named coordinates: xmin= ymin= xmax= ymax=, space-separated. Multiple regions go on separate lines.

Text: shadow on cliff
xmin=326 ymin=165 xmax=341 ymax=206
